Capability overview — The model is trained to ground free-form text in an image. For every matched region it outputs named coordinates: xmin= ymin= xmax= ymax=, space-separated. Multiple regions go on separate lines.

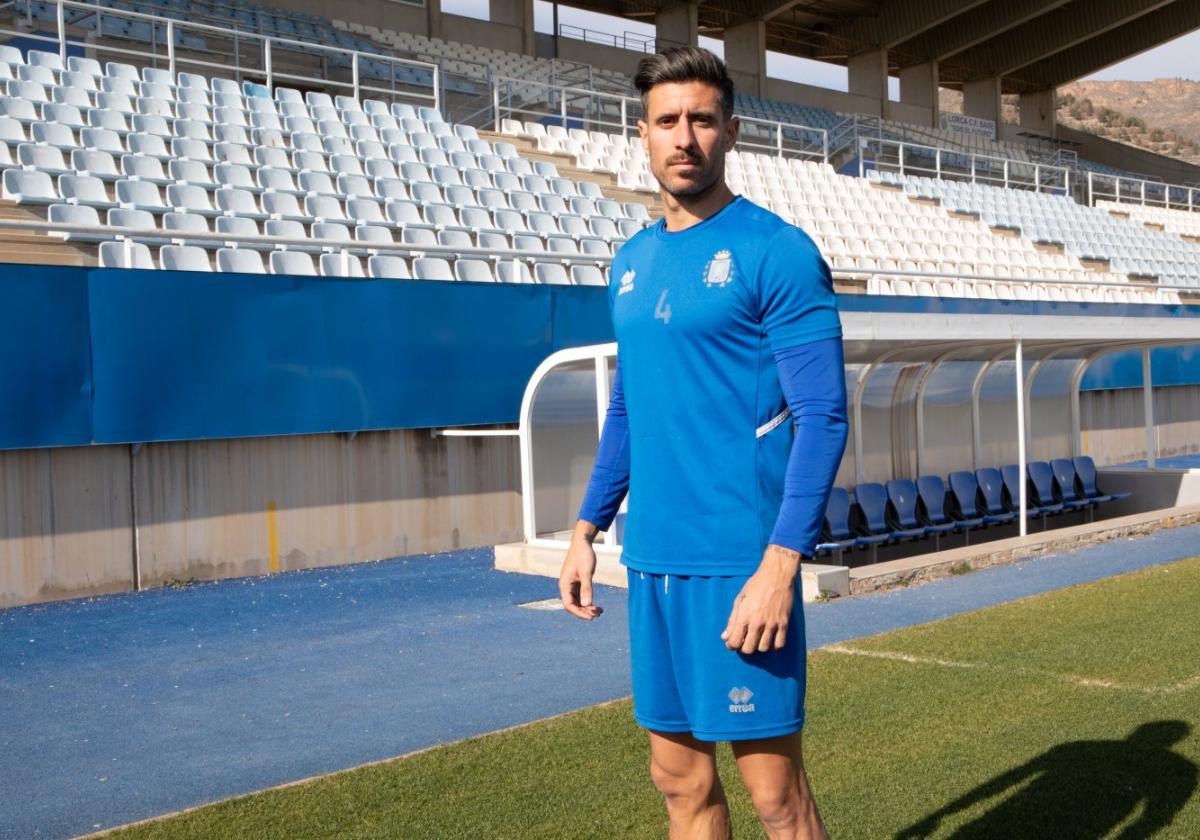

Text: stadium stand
xmin=0 ymin=47 xmax=656 ymax=278
xmin=1096 ymin=200 xmax=1200 ymax=238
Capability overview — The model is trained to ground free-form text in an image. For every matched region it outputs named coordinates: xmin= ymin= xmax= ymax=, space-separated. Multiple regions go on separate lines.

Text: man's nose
xmin=672 ymin=118 xmax=698 ymax=150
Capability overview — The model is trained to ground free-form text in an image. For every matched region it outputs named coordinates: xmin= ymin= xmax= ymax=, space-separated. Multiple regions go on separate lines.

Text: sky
xmin=441 ymin=0 xmax=1199 ymax=93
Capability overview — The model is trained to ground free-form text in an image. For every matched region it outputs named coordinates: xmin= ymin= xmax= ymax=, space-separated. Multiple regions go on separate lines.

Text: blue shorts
xmin=627 ymin=568 xmax=807 ymax=742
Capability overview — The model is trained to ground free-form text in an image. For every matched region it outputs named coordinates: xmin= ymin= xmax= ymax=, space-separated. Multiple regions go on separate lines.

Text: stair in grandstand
xmin=0 ymin=200 xmax=98 ymax=265
xmin=478 ymin=129 xmax=663 ymax=221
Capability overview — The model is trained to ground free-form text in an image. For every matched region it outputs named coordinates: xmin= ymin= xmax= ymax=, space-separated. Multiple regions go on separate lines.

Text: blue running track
xmin=3 ymin=525 xmax=1199 ymax=839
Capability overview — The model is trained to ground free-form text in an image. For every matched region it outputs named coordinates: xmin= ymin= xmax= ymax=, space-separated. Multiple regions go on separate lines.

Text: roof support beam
xmin=893 ymin=0 xmax=1072 ymax=64
xmin=953 ymin=0 xmax=1177 ymax=79
xmin=803 ymin=0 xmax=992 ymax=50
xmin=1014 ymin=1 xmax=1200 ymax=89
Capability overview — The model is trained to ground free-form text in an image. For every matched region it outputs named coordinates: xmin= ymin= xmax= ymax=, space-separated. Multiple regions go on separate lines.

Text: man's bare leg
xmin=648 ymin=730 xmax=731 ymax=840
xmin=732 ymin=732 xmax=828 ymax=840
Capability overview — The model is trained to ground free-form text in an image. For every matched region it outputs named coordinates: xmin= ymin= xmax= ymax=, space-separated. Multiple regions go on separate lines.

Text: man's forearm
xmin=760 ymin=543 xmax=803 ymax=582
xmin=573 ymin=519 xmax=601 ymax=544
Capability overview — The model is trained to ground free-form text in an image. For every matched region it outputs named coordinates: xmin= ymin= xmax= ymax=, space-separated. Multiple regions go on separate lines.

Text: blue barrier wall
xmin=2 ymin=262 xmax=1198 ymax=450
xmin=2 ymin=265 xmax=612 ymax=450
xmin=0 ymin=265 xmax=93 ymax=448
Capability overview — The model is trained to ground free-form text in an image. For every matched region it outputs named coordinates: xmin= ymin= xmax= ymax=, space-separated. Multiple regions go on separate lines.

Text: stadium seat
xmin=99 ymin=240 xmax=154 ymax=269
xmin=47 ymin=203 xmax=105 ymax=242
xmin=160 ymin=244 xmax=212 ymax=271
xmin=270 ymin=250 xmax=316 ymax=276
xmin=917 ymin=474 xmax=982 ymax=542
xmin=1072 ymin=456 xmax=1131 ymax=505
xmin=413 ymin=257 xmax=453 ymax=281
xmin=319 ymin=252 xmax=365 ymax=277
xmin=1030 ymin=460 xmax=1088 ymax=513
xmin=888 ymin=478 xmax=955 ymax=548
xmin=454 ymin=259 xmax=493 ymax=283
xmin=1000 ymin=463 xmax=1061 ymax=527
xmin=949 ymin=470 xmax=1015 ymax=526
xmin=1050 ymin=458 xmax=1102 ymax=519
xmin=367 ymin=255 xmax=411 ymax=279
xmin=851 ymin=482 xmax=903 ymax=547
xmin=3 ymin=168 xmax=57 ymax=204
xmin=216 ymin=248 xmax=265 ymax=274
xmin=814 ymin=487 xmax=871 ymax=563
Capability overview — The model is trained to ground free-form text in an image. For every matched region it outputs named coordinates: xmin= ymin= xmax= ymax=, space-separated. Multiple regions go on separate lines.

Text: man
xmin=559 ymin=47 xmax=847 ymax=840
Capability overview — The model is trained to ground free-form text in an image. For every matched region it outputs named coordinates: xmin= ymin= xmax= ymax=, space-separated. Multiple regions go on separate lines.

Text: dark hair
xmin=634 ymin=46 xmax=735 ymax=120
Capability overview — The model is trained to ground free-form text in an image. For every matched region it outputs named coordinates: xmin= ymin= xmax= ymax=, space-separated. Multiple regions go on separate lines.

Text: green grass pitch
xmin=106 ymin=556 xmax=1200 ymax=839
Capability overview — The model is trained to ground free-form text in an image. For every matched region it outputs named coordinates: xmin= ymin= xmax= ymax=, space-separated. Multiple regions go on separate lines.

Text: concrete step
xmin=493 ymin=541 xmax=849 ymax=602
xmin=480 ymin=131 xmax=663 ymax=219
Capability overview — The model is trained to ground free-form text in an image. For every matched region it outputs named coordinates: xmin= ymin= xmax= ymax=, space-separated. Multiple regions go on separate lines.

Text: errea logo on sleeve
xmin=618 ymin=269 xmax=636 ymax=295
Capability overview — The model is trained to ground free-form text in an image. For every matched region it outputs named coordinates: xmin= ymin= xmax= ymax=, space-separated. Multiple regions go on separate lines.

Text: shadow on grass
xmin=895 ymin=721 xmax=1197 ymax=839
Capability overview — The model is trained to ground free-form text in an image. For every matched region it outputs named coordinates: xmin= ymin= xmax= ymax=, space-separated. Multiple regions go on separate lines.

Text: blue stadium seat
xmin=814 ymin=487 xmax=863 ymax=561
xmin=1073 ymin=456 xmax=1131 ymax=504
xmin=1050 ymin=458 xmax=1102 ymax=519
xmin=886 ymin=479 xmax=949 ymax=546
xmin=853 ymin=482 xmax=911 ymax=548
xmin=1000 ymin=463 xmax=1061 ymax=527
xmin=917 ymin=475 xmax=982 ymax=543
xmin=1028 ymin=461 xmax=1083 ymax=515
xmin=951 ymin=470 xmax=1015 ymax=526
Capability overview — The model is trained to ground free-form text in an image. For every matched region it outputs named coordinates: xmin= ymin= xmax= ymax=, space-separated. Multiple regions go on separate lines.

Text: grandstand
xmin=0 ymin=0 xmax=1199 ymax=613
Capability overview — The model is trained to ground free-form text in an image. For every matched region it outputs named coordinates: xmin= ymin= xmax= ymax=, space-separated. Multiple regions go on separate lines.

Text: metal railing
xmin=6 ymin=0 xmax=441 ymax=112
xmin=859 ymin=137 xmax=1071 ymax=195
xmin=493 ymin=77 xmax=829 ymax=162
xmin=0 ymin=217 xmax=613 ymax=276
xmin=556 ymin=23 xmax=686 ymax=55
xmin=1087 ymin=171 xmax=1200 ymax=212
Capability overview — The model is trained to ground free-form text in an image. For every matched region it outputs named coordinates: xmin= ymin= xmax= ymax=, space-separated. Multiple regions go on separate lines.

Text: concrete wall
xmin=441 ymin=12 xmax=523 ymax=54
xmin=1007 ymin=124 xmax=1200 ymax=185
xmin=1081 ymin=383 xmax=1200 ymax=466
xmin=553 ymin=37 xmax=643 ymax=78
xmin=1 ymin=428 xmax=522 ymax=608
xmin=277 ymin=0 xmax=430 ymax=37
xmin=762 ymin=77 xmax=871 ymax=118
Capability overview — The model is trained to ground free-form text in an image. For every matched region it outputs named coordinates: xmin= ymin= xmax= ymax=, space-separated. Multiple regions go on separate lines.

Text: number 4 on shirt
xmin=654 ymin=289 xmax=672 ymax=325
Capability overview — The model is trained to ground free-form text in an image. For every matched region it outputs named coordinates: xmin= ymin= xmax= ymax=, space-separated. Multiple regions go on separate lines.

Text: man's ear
xmin=637 ymin=119 xmax=649 ymax=153
xmin=725 ymin=115 xmax=740 ymax=152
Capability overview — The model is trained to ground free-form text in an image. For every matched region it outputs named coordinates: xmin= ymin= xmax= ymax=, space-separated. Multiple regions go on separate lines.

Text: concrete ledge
xmin=493 ymin=543 xmax=850 ymax=602
xmin=848 ymin=504 xmax=1200 ymax=596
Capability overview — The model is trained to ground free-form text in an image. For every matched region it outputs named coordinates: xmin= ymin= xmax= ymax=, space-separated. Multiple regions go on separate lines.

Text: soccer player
xmin=558 ymin=47 xmax=847 ymax=840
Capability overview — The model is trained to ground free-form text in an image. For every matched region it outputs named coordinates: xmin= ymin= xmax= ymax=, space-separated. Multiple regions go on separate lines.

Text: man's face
xmin=638 ymin=81 xmax=738 ymax=199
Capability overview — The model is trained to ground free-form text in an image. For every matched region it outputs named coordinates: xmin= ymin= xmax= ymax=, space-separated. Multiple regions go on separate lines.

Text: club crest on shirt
xmin=704 ymin=250 xmax=734 ymax=287
xmin=618 ymin=268 xmax=636 ymax=295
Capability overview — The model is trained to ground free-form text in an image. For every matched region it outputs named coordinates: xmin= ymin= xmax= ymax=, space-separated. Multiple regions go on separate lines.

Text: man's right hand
xmin=559 ymin=520 xmax=604 ymax=621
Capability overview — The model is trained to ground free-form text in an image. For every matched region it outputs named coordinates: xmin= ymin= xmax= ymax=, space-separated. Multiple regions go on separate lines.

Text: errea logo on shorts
xmin=728 ymin=686 xmax=755 ymax=713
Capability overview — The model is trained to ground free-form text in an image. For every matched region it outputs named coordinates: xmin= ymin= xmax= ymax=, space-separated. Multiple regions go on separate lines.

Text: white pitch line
xmin=821 ymin=645 xmax=1200 ymax=696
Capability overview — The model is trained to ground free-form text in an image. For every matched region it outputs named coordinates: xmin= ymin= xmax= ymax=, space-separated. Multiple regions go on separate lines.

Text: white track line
xmin=821 ymin=645 xmax=1200 ymax=696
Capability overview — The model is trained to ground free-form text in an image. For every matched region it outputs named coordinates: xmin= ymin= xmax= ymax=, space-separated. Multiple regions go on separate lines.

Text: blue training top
xmin=578 ymin=195 xmax=845 ymax=576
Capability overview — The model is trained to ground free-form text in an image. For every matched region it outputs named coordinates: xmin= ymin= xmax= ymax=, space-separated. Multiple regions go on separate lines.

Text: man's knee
xmin=649 ymin=755 xmax=718 ymax=809
xmin=746 ymin=782 xmax=802 ymax=831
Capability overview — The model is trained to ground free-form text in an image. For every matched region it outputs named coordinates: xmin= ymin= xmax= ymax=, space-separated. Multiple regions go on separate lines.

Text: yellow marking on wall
xmin=267 ymin=500 xmax=280 ymax=574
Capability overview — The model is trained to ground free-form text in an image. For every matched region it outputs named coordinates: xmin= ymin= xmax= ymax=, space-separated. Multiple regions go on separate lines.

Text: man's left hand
xmin=721 ymin=545 xmax=802 ymax=654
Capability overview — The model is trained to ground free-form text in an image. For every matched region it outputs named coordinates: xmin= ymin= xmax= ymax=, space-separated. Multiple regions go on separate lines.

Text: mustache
xmin=666 ymin=153 xmax=702 ymax=165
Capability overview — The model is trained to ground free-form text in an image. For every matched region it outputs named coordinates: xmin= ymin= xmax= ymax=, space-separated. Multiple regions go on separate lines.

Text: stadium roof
xmin=568 ymin=0 xmax=1200 ymax=94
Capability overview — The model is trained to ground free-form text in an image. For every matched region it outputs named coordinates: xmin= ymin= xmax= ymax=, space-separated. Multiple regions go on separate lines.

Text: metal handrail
xmin=492 ymin=76 xmax=829 ymax=162
xmin=857 ymin=135 xmax=1071 ymax=194
xmin=5 ymin=218 xmax=1193 ymax=297
xmin=22 ymin=0 xmax=441 ymax=112
xmin=1087 ymin=171 xmax=1199 ymax=211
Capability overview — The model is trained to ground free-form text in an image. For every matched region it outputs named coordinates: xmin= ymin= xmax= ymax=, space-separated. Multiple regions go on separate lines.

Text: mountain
xmin=1057 ymin=78 xmax=1200 ymax=166
xmin=938 ymin=79 xmax=1200 ymax=166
